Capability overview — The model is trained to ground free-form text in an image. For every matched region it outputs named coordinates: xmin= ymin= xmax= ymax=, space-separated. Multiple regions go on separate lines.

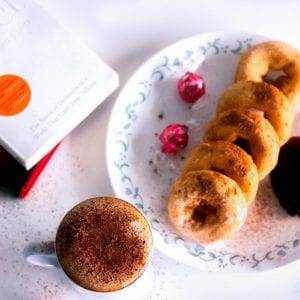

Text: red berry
xmin=178 ymin=72 xmax=205 ymax=103
xmin=159 ymin=124 xmax=189 ymax=154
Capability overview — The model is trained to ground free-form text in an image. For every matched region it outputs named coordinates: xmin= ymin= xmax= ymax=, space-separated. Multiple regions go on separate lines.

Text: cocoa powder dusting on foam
xmin=56 ymin=198 xmax=152 ymax=292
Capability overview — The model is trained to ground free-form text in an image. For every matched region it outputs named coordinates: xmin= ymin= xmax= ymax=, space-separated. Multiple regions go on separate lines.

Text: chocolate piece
xmin=0 ymin=146 xmax=31 ymax=196
xmin=270 ymin=137 xmax=300 ymax=216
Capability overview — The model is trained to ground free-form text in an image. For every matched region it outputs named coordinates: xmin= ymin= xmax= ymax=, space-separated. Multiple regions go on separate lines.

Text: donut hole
xmin=210 ymin=167 xmax=225 ymax=174
xmin=192 ymin=202 xmax=219 ymax=226
xmin=249 ymin=108 xmax=264 ymax=118
xmin=264 ymin=69 xmax=286 ymax=85
xmin=233 ymin=137 xmax=252 ymax=156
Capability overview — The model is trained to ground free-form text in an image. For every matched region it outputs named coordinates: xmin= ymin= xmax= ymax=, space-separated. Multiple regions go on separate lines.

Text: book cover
xmin=0 ymin=0 xmax=119 ymax=170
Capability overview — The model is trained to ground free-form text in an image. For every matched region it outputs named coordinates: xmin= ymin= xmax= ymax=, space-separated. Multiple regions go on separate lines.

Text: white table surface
xmin=1 ymin=0 xmax=300 ymax=299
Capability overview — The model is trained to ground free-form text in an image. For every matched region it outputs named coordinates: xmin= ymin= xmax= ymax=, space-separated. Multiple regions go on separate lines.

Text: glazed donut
xmin=216 ymin=81 xmax=294 ymax=145
xmin=167 ymin=170 xmax=247 ymax=244
xmin=235 ymin=41 xmax=300 ymax=102
xmin=182 ymin=141 xmax=259 ymax=205
xmin=203 ymin=108 xmax=280 ymax=179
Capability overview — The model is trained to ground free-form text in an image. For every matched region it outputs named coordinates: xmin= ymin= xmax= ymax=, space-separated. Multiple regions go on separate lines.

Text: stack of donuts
xmin=167 ymin=41 xmax=300 ymax=244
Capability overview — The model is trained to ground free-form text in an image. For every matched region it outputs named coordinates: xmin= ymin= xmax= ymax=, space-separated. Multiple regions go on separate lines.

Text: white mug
xmin=24 ymin=197 xmax=154 ymax=299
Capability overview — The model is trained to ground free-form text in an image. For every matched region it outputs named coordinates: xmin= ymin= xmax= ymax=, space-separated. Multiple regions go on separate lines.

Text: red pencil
xmin=19 ymin=144 xmax=60 ymax=199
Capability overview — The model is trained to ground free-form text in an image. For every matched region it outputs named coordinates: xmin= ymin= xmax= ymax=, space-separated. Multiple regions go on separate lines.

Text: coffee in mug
xmin=55 ymin=197 xmax=153 ymax=292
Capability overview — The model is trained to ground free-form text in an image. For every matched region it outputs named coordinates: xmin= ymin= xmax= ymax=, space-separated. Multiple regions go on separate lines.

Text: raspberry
xmin=178 ymin=72 xmax=205 ymax=103
xmin=159 ymin=124 xmax=189 ymax=154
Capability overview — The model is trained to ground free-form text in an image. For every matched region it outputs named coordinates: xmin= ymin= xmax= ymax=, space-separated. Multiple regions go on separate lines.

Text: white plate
xmin=106 ymin=32 xmax=300 ymax=272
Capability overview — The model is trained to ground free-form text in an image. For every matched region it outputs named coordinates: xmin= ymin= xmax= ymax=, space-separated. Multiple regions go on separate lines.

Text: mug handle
xmin=23 ymin=241 xmax=59 ymax=268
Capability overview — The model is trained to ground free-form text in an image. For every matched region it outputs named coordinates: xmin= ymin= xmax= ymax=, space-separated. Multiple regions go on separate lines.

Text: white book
xmin=0 ymin=0 xmax=119 ymax=169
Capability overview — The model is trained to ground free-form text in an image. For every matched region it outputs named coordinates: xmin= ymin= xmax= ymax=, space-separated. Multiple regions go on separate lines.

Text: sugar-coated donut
xmin=182 ymin=141 xmax=259 ymax=205
xmin=235 ymin=41 xmax=300 ymax=103
xmin=166 ymin=40 xmax=299 ymax=244
xmin=274 ymin=75 xmax=300 ymax=104
xmin=203 ymin=109 xmax=280 ymax=179
xmin=216 ymin=81 xmax=294 ymax=145
xmin=167 ymin=170 xmax=247 ymax=244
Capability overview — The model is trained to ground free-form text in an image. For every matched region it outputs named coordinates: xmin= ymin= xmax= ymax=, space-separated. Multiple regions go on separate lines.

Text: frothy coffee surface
xmin=56 ymin=197 xmax=153 ymax=292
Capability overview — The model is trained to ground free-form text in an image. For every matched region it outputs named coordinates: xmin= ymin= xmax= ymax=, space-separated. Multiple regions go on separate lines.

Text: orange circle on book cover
xmin=0 ymin=74 xmax=31 ymax=116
